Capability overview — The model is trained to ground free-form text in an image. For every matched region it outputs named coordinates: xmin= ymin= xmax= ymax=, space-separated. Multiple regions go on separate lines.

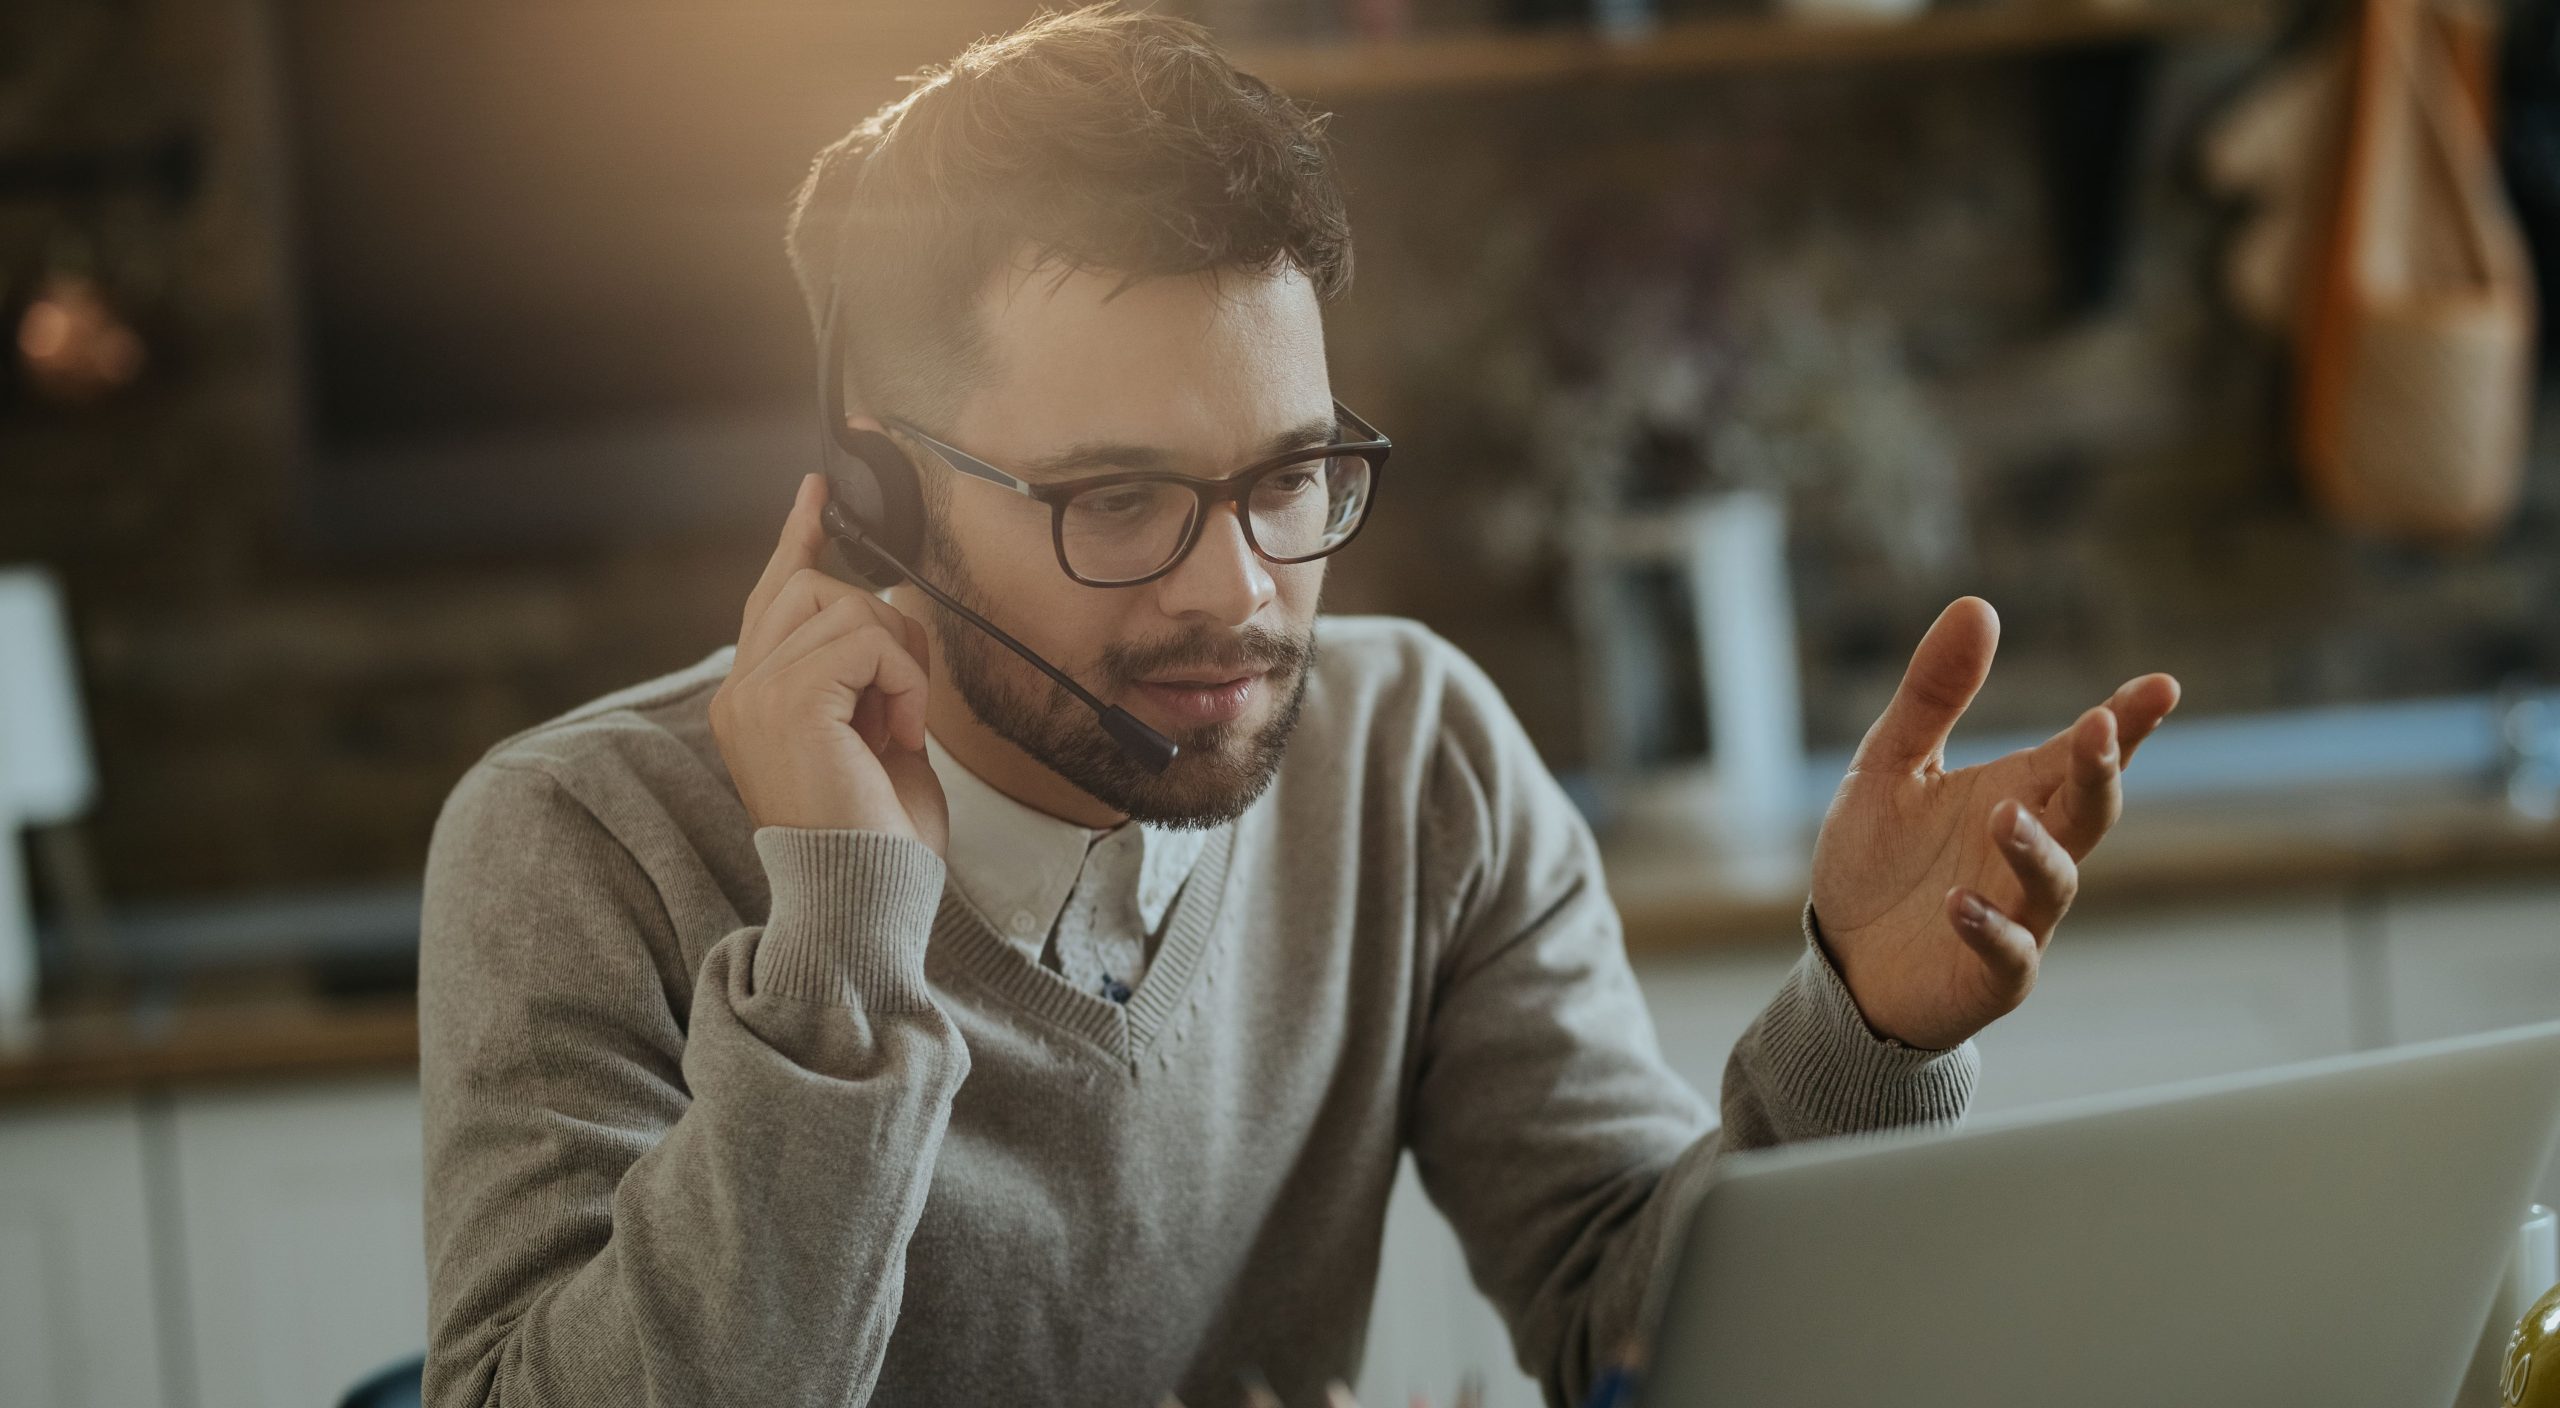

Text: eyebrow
xmin=1015 ymin=414 xmax=1344 ymax=481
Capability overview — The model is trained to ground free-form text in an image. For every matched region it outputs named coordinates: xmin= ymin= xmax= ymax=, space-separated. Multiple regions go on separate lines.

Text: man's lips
xmin=1131 ymin=669 xmax=1268 ymax=725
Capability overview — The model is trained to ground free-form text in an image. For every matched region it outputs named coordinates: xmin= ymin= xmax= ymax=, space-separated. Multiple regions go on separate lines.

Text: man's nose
xmin=1152 ymin=501 xmax=1274 ymax=627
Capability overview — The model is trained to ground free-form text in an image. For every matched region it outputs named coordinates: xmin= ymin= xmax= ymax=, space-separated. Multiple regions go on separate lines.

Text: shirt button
xmin=1008 ymin=909 xmax=1038 ymax=936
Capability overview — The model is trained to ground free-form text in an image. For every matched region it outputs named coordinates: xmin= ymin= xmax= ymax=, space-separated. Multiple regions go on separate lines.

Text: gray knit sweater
xmin=418 ymin=614 xmax=1977 ymax=1408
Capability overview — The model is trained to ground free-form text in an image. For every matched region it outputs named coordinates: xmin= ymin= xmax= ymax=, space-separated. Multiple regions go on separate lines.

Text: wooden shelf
xmin=0 ymin=989 xmax=417 ymax=1107
xmin=1230 ymin=3 xmax=2274 ymax=100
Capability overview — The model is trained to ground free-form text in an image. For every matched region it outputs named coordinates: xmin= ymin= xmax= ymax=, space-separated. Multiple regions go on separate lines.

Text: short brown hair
xmin=783 ymin=3 xmax=1353 ymax=430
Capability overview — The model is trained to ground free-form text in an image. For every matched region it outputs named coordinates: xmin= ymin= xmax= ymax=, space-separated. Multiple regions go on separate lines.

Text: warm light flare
xmin=15 ymin=274 xmax=146 ymax=403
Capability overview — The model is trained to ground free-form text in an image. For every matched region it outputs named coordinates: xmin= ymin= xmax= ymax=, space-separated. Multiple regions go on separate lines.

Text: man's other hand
xmin=1809 ymin=597 xmax=2181 ymax=1051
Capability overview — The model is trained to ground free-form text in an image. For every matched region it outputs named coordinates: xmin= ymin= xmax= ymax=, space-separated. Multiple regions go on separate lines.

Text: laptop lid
xmin=1635 ymin=1020 xmax=2560 ymax=1408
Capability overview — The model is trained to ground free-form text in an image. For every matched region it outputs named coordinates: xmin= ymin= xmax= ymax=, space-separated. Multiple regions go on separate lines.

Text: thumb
xmin=1850 ymin=597 xmax=2000 ymax=774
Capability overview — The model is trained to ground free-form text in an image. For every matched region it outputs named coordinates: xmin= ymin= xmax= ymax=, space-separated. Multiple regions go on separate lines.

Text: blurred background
xmin=3 ymin=0 xmax=2558 ymax=1405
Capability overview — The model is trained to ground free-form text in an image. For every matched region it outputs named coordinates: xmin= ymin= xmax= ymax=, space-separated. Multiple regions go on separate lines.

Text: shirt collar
xmin=925 ymin=733 xmax=1208 ymax=952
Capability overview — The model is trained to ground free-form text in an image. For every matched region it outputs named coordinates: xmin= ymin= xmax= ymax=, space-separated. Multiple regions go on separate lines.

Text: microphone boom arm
xmin=819 ymin=516 xmax=1181 ymax=777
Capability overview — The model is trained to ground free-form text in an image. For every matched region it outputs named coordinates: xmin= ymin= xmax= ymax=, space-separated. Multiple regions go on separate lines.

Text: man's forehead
xmin=950 ymin=258 xmax=1332 ymax=473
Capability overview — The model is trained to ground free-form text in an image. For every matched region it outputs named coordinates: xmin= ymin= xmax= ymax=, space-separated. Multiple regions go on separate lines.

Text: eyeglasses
xmin=880 ymin=401 xmax=1391 ymax=588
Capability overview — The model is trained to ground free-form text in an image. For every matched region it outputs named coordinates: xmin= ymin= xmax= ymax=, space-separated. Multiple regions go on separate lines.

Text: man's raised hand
xmin=1807 ymin=597 xmax=2180 ymax=1050
xmin=709 ymin=472 xmax=949 ymax=853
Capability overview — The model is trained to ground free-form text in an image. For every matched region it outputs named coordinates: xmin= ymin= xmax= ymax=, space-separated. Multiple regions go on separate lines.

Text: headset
xmin=811 ymin=280 xmax=1180 ymax=776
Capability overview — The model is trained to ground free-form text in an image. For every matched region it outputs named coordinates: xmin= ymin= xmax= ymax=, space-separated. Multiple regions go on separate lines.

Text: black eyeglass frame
xmin=878 ymin=403 xmax=1392 ymax=589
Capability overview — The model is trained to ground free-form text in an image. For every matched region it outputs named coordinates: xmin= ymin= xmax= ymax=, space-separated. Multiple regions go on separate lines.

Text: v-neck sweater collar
xmin=925 ymin=732 xmax=1211 ymax=959
xmin=922 ymin=807 xmax=1239 ymax=1070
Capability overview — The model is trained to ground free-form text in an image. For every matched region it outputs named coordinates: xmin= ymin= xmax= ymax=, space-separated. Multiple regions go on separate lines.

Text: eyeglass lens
xmin=1058 ymin=452 xmax=1374 ymax=584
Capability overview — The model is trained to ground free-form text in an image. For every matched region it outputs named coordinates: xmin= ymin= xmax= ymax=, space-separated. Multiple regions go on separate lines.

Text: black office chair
xmin=336 ymin=1353 xmax=424 ymax=1408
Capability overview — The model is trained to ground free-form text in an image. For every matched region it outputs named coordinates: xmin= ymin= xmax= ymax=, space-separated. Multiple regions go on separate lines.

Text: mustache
xmin=1101 ymin=624 xmax=1312 ymax=685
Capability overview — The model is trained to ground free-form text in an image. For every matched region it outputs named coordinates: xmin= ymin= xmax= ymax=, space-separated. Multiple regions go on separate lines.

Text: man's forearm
xmin=421 ymin=773 xmax=967 ymax=1408
xmin=1718 ymin=899 xmax=1979 ymax=1150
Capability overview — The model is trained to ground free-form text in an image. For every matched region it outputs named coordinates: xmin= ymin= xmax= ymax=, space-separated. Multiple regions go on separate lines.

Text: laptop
xmin=1633 ymin=1019 xmax=2560 ymax=1408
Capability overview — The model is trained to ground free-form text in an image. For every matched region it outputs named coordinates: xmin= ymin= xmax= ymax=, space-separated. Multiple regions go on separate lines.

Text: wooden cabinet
xmin=169 ymin=1076 xmax=427 ymax=1408
xmin=1968 ymin=895 xmax=2360 ymax=1114
xmin=0 ymin=1077 xmax=424 ymax=1408
xmin=2381 ymin=879 xmax=2560 ymax=1041
xmin=2379 ymin=879 xmax=2560 ymax=1207
xmin=0 ymin=1098 xmax=169 ymax=1408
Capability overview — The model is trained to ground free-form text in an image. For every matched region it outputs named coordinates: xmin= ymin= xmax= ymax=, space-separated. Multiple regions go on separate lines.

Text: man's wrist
xmin=1726 ymin=899 xmax=1981 ymax=1139
xmin=1802 ymin=900 xmax=1950 ymax=1055
xmin=751 ymin=827 xmax=947 ymax=1010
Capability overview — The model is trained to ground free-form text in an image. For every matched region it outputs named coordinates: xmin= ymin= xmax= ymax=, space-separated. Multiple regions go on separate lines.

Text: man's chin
xmin=1104 ymin=665 xmax=1309 ymax=828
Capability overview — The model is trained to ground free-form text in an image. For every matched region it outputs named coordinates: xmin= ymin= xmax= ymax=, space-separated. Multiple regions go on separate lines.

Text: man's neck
xmin=923 ymin=689 xmax=1128 ymax=830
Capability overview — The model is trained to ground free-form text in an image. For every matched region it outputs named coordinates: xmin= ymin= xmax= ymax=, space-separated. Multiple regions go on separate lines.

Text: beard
xmin=919 ymin=535 xmax=1316 ymax=829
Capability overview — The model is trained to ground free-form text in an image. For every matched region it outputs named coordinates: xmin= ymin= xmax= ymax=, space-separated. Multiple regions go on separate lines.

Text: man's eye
xmin=1076 ymin=488 xmax=1159 ymax=519
xmin=1265 ymin=470 xmax=1321 ymax=495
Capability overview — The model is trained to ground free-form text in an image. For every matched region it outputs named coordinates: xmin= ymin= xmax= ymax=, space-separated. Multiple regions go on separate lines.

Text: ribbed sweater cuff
xmin=749 ymin=828 xmax=947 ymax=1011
xmin=1753 ymin=899 xmax=1980 ymax=1135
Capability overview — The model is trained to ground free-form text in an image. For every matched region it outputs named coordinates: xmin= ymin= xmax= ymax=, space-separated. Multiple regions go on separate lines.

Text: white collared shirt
xmin=925 ymin=733 xmax=1207 ymax=1002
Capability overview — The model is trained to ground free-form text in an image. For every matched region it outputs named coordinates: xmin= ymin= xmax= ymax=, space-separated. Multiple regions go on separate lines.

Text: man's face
xmin=902 ymin=258 xmax=1334 ymax=828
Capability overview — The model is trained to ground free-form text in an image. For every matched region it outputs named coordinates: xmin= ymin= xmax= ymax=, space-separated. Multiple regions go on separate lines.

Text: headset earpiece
xmin=814 ymin=283 xmax=925 ymax=591
xmin=821 ymin=428 xmax=924 ymax=591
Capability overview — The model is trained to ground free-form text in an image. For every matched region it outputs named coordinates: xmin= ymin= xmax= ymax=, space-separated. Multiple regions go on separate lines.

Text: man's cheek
xmin=1276 ymin=562 xmax=1325 ymax=616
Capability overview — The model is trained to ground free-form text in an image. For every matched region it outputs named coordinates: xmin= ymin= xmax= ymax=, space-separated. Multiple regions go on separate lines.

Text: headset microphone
xmin=811 ymin=288 xmax=1179 ymax=777
xmin=816 ymin=499 xmax=1179 ymax=776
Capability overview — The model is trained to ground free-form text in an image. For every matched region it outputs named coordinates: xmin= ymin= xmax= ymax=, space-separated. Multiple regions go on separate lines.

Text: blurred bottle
xmin=2462 ymin=1205 xmax=2559 ymax=1407
xmin=2504 ymin=1280 xmax=2560 ymax=1406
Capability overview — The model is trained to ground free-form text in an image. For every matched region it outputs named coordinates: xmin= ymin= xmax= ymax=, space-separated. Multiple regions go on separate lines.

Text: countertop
xmin=3 ymin=776 xmax=2553 ymax=1108
xmin=1609 ymin=774 xmax=2560 ymax=951
xmin=0 ymin=974 xmax=416 ymax=1109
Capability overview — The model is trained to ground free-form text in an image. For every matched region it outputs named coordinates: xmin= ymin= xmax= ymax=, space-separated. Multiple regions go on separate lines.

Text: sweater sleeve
xmin=418 ymin=760 xmax=968 ymax=1408
xmin=1402 ymin=644 xmax=1976 ymax=1408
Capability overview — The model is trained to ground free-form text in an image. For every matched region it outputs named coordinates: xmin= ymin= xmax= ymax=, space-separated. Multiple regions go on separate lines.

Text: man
xmin=417 ymin=7 xmax=2181 ymax=1407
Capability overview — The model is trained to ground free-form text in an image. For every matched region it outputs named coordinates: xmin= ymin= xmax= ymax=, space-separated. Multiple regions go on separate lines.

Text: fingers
xmin=2108 ymin=672 xmax=2181 ymax=766
xmin=748 ymin=597 xmax=930 ymax=752
xmin=1991 ymin=798 xmax=2077 ymax=938
xmin=1945 ymin=884 xmax=2038 ymax=988
xmin=850 ymin=680 xmax=887 ymax=752
xmin=2025 ymin=671 xmax=2182 ymax=789
xmin=739 ymin=563 xmax=892 ymax=673
xmin=2040 ymin=704 xmax=2123 ymax=856
xmin=1849 ymin=597 xmax=2000 ymax=774
xmin=741 ymin=474 xmax=833 ymax=645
